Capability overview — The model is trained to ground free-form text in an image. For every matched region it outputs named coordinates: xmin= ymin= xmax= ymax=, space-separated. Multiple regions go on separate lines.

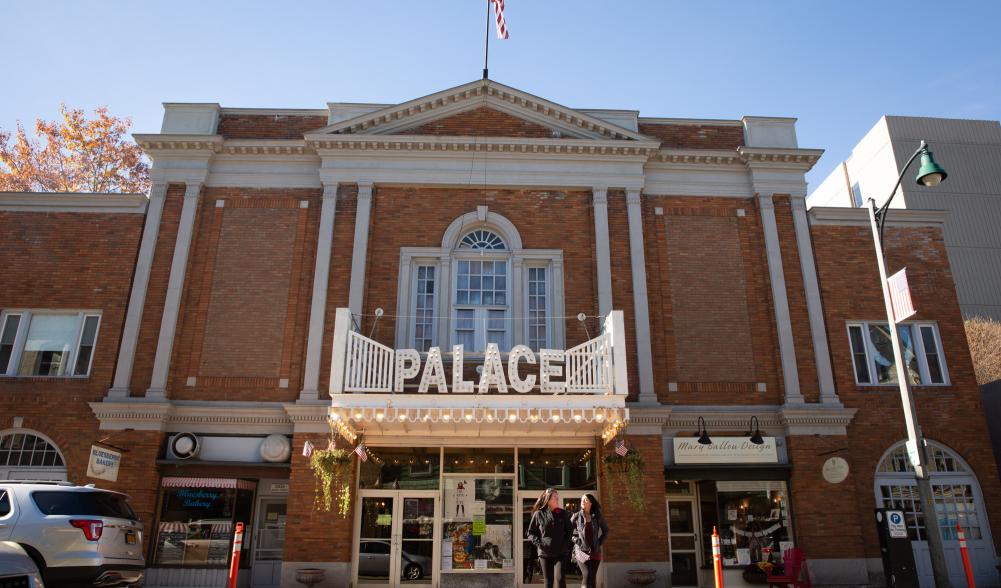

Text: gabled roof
xmin=307 ymin=78 xmax=651 ymax=142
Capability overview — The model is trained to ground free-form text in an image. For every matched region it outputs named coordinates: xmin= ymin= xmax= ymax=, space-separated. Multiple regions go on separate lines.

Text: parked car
xmin=0 ymin=481 xmax=144 ymax=587
xmin=358 ymin=539 xmax=431 ymax=580
xmin=0 ymin=541 xmax=46 ymax=587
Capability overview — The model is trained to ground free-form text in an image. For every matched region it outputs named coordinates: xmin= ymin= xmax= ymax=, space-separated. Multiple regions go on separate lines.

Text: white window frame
xmin=395 ymin=221 xmax=565 ymax=353
xmin=410 ymin=261 xmax=439 ymax=352
xmin=846 ymin=320 xmax=949 ymax=387
xmin=0 ymin=310 xmax=102 ymax=378
xmin=451 ymin=250 xmax=511 ymax=353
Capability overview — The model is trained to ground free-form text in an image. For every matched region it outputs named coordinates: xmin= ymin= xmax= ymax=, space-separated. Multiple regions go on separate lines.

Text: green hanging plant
xmin=602 ymin=449 xmax=646 ymax=512
xmin=309 ymin=446 xmax=353 ymax=517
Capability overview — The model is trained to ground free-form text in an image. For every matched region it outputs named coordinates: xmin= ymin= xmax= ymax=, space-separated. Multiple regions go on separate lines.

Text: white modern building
xmin=809 ymin=115 xmax=1001 ymax=320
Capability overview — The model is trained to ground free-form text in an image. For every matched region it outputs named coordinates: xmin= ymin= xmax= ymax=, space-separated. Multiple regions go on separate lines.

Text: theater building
xmin=2 ymin=79 xmax=1000 ymax=587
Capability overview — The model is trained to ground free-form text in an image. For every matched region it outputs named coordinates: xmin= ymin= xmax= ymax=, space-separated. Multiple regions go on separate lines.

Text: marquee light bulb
xmin=595 ymin=413 xmax=604 ymax=422
xmin=509 ymin=413 xmax=517 ymax=422
xmin=465 ymin=413 xmax=473 ymax=422
xmin=442 ymin=413 xmax=451 ymax=421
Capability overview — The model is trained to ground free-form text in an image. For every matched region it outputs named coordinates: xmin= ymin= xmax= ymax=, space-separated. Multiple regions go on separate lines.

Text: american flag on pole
xmin=888 ymin=268 xmax=916 ymax=323
xmin=492 ymin=0 xmax=509 ymax=39
xmin=354 ymin=442 xmax=368 ymax=462
xmin=302 ymin=439 xmax=314 ymax=458
xmin=614 ymin=438 xmax=628 ymax=457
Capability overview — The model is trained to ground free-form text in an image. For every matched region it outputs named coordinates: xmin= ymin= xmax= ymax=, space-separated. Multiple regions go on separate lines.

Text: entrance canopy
xmin=328 ymin=308 xmax=629 ymax=440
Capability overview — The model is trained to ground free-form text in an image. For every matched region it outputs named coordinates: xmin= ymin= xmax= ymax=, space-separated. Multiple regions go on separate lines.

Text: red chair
xmin=767 ymin=548 xmax=812 ymax=588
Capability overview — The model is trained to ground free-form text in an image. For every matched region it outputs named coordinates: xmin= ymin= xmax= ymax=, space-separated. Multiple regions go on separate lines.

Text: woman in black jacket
xmin=526 ymin=487 xmax=572 ymax=588
xmin=571 ymin=493 xmax=609 ymax=588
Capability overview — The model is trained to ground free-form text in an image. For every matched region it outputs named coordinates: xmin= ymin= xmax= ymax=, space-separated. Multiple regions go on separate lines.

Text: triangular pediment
xmin=310 ymin=79 xmax=649 ymax=142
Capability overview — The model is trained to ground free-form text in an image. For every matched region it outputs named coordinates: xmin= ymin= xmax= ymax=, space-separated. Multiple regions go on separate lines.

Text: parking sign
xmin=887 ymin=511 xmax=908 ymax=539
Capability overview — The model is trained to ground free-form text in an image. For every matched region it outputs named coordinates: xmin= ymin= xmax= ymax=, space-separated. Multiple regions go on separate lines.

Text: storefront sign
xmin=86 ymin=445 xmax=121 ymax=482
xmin=822 ymin=457 xmax=850 ymax=484
xmin=673 ymin=437 xmax=778 ymax=464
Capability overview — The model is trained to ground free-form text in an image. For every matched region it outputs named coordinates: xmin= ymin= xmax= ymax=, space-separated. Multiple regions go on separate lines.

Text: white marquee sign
xmin=330 ymin=308 xmax=628 ymax=397
xmin=673 ymin=437 xmax=779 ymax=464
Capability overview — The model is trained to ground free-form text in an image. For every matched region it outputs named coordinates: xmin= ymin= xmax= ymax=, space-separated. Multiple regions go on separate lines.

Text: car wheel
xmin=403 ymin=563 xmax=423 ymax=580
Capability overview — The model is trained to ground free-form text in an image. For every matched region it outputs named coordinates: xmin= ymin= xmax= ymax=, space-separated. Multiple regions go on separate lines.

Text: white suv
xmin=0 ymin=481 xmax=144 ymax=587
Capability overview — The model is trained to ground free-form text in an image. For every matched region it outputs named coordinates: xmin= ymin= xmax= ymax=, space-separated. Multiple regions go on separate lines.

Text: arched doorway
xmin=875 ymin=440 xmax=1000 ymax=587
xmin=0 ymin=430 xmax=67 ymax=481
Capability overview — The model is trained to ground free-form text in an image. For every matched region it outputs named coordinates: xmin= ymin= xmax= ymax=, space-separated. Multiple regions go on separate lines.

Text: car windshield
xmin=32 ymin=490 xmax=137 ymax=519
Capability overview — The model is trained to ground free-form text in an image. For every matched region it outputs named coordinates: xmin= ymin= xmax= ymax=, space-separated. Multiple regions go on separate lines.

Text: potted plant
xmin=309 ymin=444 xmax=353 ymax=517
xmin=602 ymin=447 xmax=646 ymax=512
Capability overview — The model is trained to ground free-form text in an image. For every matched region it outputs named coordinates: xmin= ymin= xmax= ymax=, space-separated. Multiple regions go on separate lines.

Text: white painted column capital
xmin=790 ymin=195 xmax=839 ymax=404
xmin=108 ymin=182 xmax=169 ymax=399
xmin=348 ymin=182 xmax=374 ymax=318
xmin=624 ymin=188 xmax=657 ymax=404
xmin=146 ymin=181 xmax=203 ymax=400
xmin=591 ymin=187 xmax=613 ymax=318
xmin=758 ymin=194 xmax=805 ymax=404
xmin=300 ymin=183 xmax=339 ymax=401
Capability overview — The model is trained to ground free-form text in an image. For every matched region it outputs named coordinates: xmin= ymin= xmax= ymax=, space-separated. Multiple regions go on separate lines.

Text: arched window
xmin=0 ymin=430 xmax=67 ymax=481
xmin=874 ymin=440 xmax=998 ymax=586
xmin=396 ymin=208 xmax=565 ymax=353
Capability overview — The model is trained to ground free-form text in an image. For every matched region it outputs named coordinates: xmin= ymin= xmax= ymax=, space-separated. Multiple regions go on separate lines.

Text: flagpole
xmin=483 ymin=0 xmax=490 ymax=79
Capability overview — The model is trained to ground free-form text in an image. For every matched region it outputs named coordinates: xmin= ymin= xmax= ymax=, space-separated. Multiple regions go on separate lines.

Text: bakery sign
xmin=86 ymin=445 xmax=122 ymax=482
xmin=673 ymin=437 xmax=779 ymax=464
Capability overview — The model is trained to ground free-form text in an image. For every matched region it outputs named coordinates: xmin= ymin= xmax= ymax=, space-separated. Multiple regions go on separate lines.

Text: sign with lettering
xmin=673 ymin=437 xmax=779 ymax=464
xmin=86 ymin=445 xmax=122 ymax=482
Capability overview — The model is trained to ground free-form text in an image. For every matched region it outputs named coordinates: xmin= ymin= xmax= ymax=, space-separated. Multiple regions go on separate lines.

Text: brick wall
xmin=398 ymin=107 xmax=559 ymax=138
xmin=284 ymin=433 xmax=355 ymax=563
xmin=812 ymin=221 xmax=1001 ymax=560
xmin=216 ymin=114 xmax=327 ymax=139
xmin=600 ymin=435 xmax=669 ymax=562
xmin=638 ymin=123 xmax=744 ymax=150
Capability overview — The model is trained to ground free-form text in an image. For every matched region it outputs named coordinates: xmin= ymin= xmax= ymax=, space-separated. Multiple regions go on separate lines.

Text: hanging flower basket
xmin=602 ymin=450 xmax=646 ymax=512
xmin=309 ymin=447 xmax=353 ymax=517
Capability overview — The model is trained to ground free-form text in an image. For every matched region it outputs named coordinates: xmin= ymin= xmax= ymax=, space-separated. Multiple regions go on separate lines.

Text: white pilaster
xmin=146 ymin=182 xmax=202 ymax=400
xmin=758 ymin=194 xmax=805 ymax=404
xmin=625 ymin=189 xmax=657 ymax=404
xmin=347 ymin=182 xmax=373 ymax=318
xmin=108 ymin=183 xmax=168 ymax=398
xmin=791 ymin=196 xmax=839 ymax=404
xmin=300 ymin=183 xmax=339 ymax=401
xmin=592 ymin=188 xmax=613 ymax=318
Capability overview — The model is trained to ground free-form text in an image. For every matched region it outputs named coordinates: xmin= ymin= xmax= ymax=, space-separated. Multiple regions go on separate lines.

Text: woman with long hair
xmin=526 ymin=487 xmax=572 ymax=588
xmin=571 ymin=493 xmax=609 ymax=588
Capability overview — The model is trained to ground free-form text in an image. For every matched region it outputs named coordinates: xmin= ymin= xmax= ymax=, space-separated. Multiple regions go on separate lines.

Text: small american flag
xmin=492 ymin=0 xmax=509 ymax=39
xmin=888 ymin=268 xmax=916 ymax=323
xmin=302 ymin=439 xmax=314 ymax=458
xmin=354 ymin=442 xmax=368 ymax=462
xmin=614 ymin=438 xmax=628 ymax=457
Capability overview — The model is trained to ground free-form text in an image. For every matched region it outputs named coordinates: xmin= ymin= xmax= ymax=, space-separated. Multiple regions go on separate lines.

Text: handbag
xmin=574 ymin=547 xmax=590 ymax=565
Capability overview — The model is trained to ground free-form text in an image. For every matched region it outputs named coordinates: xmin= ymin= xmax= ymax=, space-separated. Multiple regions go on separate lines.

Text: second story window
xmin=846 ymin=321 xmax=948 ymax=386
xmin=395 ymin=209 xmax=565 ymax=354
xmin=0 ymin=311 xmax=101 ymax=377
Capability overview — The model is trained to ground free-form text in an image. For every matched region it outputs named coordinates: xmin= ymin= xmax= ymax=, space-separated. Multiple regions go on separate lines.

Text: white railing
xmin=343 ymin=330 xmax=394 ymax=392
xmin=565 ymin=332 xmax=612 ymax=394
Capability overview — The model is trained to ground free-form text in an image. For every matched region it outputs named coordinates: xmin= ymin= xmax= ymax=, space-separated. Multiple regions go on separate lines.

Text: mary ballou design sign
xmin=673 ymin=437 xmax=779 ymax=464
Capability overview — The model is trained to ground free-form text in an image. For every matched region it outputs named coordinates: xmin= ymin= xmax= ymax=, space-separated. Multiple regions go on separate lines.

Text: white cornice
xmin=135 ymin=134 xmax=224 ymax=151
xmin=808 ymin=206 xmax=948 ymax=227
xmin=652 ymin=149 xmax=742 ymax=165
xmin=307 ymin=135 xmax=660 ymax=156
xmin=630 ymin=404 xmax=857 ymax=436
xmin=0 ymin=192 xmax=148 ymax=214
xmin=738 ymin=147 xmax=825 ymax=170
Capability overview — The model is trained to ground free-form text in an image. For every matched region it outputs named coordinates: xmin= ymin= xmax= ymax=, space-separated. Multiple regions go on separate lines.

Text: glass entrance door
xmin=250 ymin=500 xmax=286 ymax=588
xmin=667 ymin=498 xmax=700 ymax=587
xmin=356 ymin=491 xmax=439 ymax=588
xmin=517 ymin=492 xmax=583 ymax=587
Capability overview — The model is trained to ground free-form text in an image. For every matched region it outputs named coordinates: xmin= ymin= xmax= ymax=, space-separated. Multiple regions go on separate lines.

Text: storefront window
xmin=442 ymin=477 xmax=514 ymax=572
xmin=153 ymin=480 xmax=254 ymax=568
xmin=517 ymin=447 xmax=596 ymax=490
xmin=444 ymin=447 xmax=514 ymax=474
xmin=359 ymin=447 xmax=440 ymax=489
xmin=714 ymin=481 xmax=792 ymax=568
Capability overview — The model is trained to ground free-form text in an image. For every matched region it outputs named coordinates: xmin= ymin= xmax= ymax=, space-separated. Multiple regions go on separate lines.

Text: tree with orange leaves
xmin=0 ymin=104 xmax=150 ymax=194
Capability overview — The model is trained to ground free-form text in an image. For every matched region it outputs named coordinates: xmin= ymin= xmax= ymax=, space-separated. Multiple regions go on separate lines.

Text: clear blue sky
xmin=2 ymin=0 xmax=999 ymax=188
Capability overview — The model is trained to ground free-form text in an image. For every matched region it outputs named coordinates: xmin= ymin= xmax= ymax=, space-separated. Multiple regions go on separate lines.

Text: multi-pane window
xmin=0 ymin=311 xmax=101 ymax=377
xmin=847 ymin=321 xmax=947 ymax=386
xmin=528 ymin=267 xmax=548 ymax=351
xmin=0 ymin=432 xmax=65 ymax=468
xmin=413 ymin=266 xmax=436 ymax=352
xmin=454 ymin=248 xmax=509 ymax=352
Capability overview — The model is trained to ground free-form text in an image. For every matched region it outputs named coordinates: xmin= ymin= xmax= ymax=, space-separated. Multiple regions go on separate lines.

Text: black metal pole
xmin=483 ymin=0 xmax=490 ymax=79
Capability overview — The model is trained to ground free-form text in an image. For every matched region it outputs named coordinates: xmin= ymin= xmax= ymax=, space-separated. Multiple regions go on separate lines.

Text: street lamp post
xmin=866 ymin=139 xmax=950 ymax=586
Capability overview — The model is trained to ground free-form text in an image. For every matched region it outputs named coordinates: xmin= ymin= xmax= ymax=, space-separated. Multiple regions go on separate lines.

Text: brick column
xmin=147 ymin=181 xmax=202 ymax=399
xmin=592 ymin=187 xmax=613 ymax=318
xmin=300 ymin=183 xmax=339 ymax=401
xmin=109 ymin=182 xmax=168 ymax=398
xmin=601 ymin=434 xmax=669 ymax=587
